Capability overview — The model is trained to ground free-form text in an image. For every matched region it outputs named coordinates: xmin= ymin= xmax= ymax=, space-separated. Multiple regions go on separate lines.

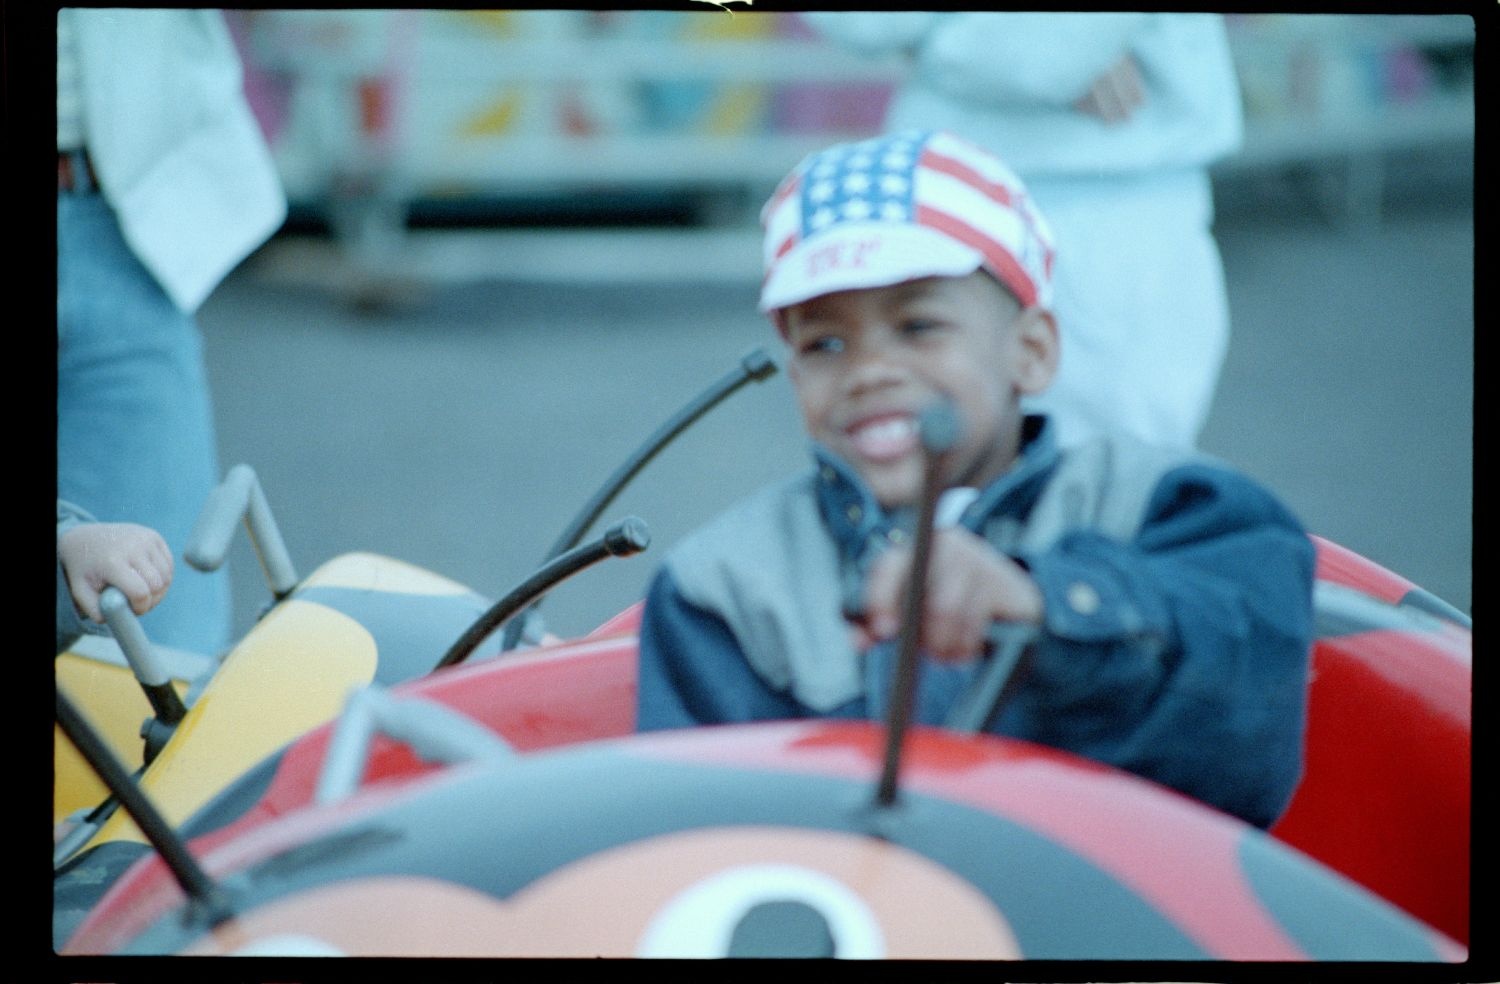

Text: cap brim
xmin=759 ymin=223 xmax=985 ymax=313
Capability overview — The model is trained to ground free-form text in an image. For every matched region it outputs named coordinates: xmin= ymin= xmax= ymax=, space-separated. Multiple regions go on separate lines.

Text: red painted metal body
xmin=64 ymin=712 xmax=1465 ymax=959
xmin=1310 ymin=533 xmax=1421 ymax=602
xmin=1271 ymin=541 xmax=1471 ymax=945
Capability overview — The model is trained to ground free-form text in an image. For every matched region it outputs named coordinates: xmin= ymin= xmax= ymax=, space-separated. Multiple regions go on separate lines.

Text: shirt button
xmin=1066 ymin=581 xmax=1101 ymax=616
xmin=887 ymin=528 xmax=907 ymax=545
xmin=846 ymin=504 xmax=863 ymax=524
xmin=821 ymin=466 xmax=837 ymax=483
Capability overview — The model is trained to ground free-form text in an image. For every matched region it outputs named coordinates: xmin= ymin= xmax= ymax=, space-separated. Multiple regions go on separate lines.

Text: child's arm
xmin=1018 ymin=462 xmax=1315 ymax=827
xmin=58 ymin=521 xmax=175 ymax=623
xmin=635 ymin=567 xmax=806 ymax=731
xmin=861 ymin=462 xmax=1314 ymax=828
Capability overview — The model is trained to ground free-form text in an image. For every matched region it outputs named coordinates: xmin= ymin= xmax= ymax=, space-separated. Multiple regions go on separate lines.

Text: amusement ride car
xmin=53 ymin=350 xmax=1471 ymax=961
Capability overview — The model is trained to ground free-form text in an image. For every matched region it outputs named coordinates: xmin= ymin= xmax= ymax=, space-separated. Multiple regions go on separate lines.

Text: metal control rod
xmin=436 ymin=517 xmax=650 ymax=670
xmin=875 ymin=401 xmax=960 ymax=809
xmin=500 ymin=347 xmax=776 ymax=651
xmin=184 ymin=463 xmax=298 ymax=601
xmin=100 ymin=587 xmax=187 ymax=731
xmin=55 ymin=691 xmax=233 ymax=927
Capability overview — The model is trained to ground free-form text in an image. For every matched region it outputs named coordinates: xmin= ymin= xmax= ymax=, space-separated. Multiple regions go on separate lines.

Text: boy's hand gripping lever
xmin=874 ymin=399 xmax=961 ymax=809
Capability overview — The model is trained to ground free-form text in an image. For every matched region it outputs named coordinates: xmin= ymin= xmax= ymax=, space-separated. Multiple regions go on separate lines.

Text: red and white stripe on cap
xmin=758 ymin=130 xmax=1055 ymax=314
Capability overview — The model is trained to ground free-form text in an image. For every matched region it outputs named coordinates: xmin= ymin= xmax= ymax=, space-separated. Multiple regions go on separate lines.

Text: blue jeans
xmin=57 ymin=190 xmax=231 ymax=654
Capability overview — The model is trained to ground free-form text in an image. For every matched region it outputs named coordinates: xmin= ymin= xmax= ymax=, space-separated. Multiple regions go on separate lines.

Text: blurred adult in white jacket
xmin=802 ymin=13 xmax=1243 ymax=450
xmin=57 ymin=8 xmax=287 ymax=653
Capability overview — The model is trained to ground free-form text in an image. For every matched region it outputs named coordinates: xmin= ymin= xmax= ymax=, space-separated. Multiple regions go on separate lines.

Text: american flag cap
xmin=759 ymin=130 xmax=1055 ymax=315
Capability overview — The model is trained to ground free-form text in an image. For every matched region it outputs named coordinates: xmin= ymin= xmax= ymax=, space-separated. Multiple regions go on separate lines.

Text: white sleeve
xmin=916 ymin=12 xmax=1151 ymax=107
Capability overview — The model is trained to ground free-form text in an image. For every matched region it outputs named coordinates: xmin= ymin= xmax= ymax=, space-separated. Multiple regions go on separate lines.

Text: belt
xmin=58 ymin=149 xmax=96 ymax=193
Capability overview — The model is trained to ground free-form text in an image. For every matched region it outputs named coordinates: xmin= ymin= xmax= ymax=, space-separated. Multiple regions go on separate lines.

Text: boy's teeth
xmin=862 ymin=418 xmax=914 ymax=441
xmin=849 ymin=416 xmax=918 ymax=459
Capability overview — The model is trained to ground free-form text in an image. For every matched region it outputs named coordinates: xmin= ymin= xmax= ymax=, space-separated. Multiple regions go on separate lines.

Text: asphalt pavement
xmin=195 ymin=169 xmax=1473 ymax=644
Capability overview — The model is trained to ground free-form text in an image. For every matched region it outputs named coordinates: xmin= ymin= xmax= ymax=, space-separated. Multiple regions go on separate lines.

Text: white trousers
xmin=1021 ymin=168 xmax=1231 ymax=451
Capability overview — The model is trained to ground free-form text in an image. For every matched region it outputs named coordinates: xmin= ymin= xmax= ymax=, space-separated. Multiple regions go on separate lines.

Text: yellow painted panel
xmin=88 ymin=599 xmax=378 ymax=848
xmin=299 ymin=552 xmax=481 ymax=597
xmin=54 ymin=655 xmax=187 ymax=824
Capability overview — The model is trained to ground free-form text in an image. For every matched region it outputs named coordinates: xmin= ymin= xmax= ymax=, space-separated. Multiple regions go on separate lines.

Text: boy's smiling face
xmin=782 ymin=272 xmax=1057 ymax=508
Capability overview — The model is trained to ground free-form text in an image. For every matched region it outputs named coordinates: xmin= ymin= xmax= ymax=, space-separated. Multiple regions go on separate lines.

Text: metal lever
xmin=874 ymin=400 xmax=960 ymax=808
xmin=184 ymin=463 xmax=298 ymax=601
xmin=944 ymin=623 xmax=1035 ymax=734
xmin=100 ymin=587 xmax=187 ymax=761
xmin=314 ymin=684 xmax=514 ymax=806
xmin=436 ymin=517 xmax=651 ymax=670
xmin=501 ymin=347 xmax=777 ymax=651
xmin=55 ymin=690 xmax=233 ymax=926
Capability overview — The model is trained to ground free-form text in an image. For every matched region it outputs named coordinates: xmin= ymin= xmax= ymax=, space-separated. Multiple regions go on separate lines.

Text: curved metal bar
xmin=500 ymin=348 xmax=776 ymax=651
xmin=53 ymin=785 xmax=127 ymax=868
xmin=184 ymin=463 xmax=298 ymax=600
xmin=1397 ymin=587 xmax=1472 ymax=630
xmin=944 ymin=624 xmax=1035 ymax=734
xmin=54 ymin=691 xmax=233 ymax=926
xmin=314 ymin=685 xmax=515 ymax=806
xmin=100 ymin=587 xmax=187 ymax=729
xmin=545 ymin=348 xmax=775 ymax=563
xmin=437 ymin=517 xmax=651 ymax=671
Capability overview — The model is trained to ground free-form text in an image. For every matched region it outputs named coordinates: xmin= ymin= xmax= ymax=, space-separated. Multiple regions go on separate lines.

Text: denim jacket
xmin=636 ymin=416 xmax=1315 ymax=828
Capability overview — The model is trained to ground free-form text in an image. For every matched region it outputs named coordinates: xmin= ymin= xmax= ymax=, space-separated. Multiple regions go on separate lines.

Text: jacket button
xmin=1066 ymin=581 xmax=1101 ymax=616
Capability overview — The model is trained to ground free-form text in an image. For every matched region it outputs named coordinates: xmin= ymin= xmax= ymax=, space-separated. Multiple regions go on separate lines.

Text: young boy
xmin=635 ymin=130 xmax=1314 ymax=830
xmin=57 ymin=499 xmax=175 ymax=654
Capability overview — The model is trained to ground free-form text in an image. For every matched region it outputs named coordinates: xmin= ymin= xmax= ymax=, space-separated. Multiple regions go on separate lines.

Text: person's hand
xmin=1073 ymin=54 xmax=1145 ymax=124
xmin=58 ymin=522 xmax=175 ymax=622
xmin=856 ymin=527 xmax=1043 ymax=663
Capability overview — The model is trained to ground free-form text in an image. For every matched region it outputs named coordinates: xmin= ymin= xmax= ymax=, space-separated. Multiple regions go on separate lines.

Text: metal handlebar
xmin=100 ymin=587 xmax=188 ymax=736
xmin=314 ymin=684 xmax=514 ymax=806
xmin=184 ymin=463 xmax=298 ymax=600
xmin=436 ymin=517 xmax=650 ymax=671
